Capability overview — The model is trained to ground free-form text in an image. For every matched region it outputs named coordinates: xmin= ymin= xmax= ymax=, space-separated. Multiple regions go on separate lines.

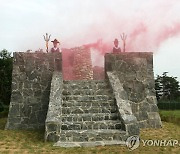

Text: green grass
xmin=160 ymin=110 xmax=180 ymax=118
xmin=160 ymin=110 xmax=180 ymax=126
xmin=0 ymin=118 xmax=180 ymax=154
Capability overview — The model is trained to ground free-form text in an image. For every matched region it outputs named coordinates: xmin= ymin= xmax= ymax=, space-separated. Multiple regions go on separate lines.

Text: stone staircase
xmin=53 ymin=80 xmax=127 ymax=147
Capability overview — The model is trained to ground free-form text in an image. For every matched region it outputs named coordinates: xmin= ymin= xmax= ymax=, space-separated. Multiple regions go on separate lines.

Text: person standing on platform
xmin=113 ymin=38 xmax=121 ymax=53
xmin=50 ymin=39 xmax=61 ymax=53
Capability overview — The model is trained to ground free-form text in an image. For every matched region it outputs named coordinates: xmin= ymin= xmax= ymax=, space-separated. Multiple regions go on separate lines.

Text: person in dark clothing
xmin=50 ymin=39 xmax=61 ymax=53
xmin=113 ymin=38 xmax=121 ymax=53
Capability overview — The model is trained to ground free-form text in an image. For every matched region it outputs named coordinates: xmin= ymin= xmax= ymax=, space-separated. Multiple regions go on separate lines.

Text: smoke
xmin=65 ymin=0 xmax=180 ymax=67
xmin=1 ymin=0 xmax=180 ymax=62
xmin=1 ymin=0 xmax=180 ymax=80
xmin=81 ymin=19 xmax=180 ymax=67
xmin=66 ymin=18 xmax=180 ymax=67
xmin=60 ymin=0 xmax=180 ymax=52
xmin=155 ymin=22 xmax=180 ymax=47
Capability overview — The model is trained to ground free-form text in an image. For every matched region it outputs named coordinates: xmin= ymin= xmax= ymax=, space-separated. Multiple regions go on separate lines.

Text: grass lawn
xmin=0 ymin=118 xmax=180 ymax=154
xmin=160 ymin=110 xmax=180 ymax=126
xmin=160 ymin=110 xmax=180 ymax=118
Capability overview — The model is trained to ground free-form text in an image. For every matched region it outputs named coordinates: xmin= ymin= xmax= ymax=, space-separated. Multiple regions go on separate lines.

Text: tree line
xmin=155 ymin=72 xmax=180 ymax=101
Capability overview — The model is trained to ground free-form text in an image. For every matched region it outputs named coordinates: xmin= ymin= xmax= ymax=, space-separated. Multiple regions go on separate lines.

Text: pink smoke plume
xmin=61 ymin=0 xmax=180 ymax=55
xmin=74 ymin=19 xmax=180 ymax=67
xmin=83 ymin=39 xmax=111 ymax=54
xmin=60 ymin=0 xmax=180 ymax=70
xmin=79 ymin=21 xmax=180 ymax=55
xmin=155 ymin=22 xmax=180 ymax=47
xmin=59 ymin=0 xmax=180 ymax=79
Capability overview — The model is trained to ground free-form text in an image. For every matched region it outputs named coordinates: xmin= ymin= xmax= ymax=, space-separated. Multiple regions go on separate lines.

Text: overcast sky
xmin=0 ymin=0 xmax=180 ymax=81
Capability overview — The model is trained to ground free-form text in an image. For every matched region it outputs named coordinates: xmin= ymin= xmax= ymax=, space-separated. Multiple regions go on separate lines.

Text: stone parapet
xmin=107 ymin=72 xmax=139 ymax=135
xmin=45 ymin=72 xmax=63 ymax=141
xmin=6 ymin=52 xmax=62 ymax=130
xmin=105 ymin=53 xmax=162 ymax=129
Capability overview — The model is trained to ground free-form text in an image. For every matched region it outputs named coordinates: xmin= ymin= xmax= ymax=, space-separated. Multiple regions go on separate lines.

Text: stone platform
xmin=6 ymin=52 xmax=162 ymax=147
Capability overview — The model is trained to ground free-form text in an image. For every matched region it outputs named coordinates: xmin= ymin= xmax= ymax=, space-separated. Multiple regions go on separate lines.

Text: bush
xmin=0 ymin=100 xmax=9 ymax=118
xmin=0 ymin=110 xmax=9 ymax=118
xmin=0 ymin=101 xmax=4 ymax=112
xmin=0 ymin=49 xmax=13 ymax=108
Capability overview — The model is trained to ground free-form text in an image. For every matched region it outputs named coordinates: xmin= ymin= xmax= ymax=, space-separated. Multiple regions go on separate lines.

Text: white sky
xmin=0 ymin=0 xmax=180 ymax=81
xmin=154 ymin=37 xmax=180 ymax=81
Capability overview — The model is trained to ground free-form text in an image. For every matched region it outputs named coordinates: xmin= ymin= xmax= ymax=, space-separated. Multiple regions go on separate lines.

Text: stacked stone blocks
xmin=73 ymin=47 xmax=93 ymax=80
xmin=6 ymin=51 xmax=162 ymax=147
xmin=6 ymin=52 xmax=62 ymax=130
xmin=105 ymin=52 xmax=162 ymax=129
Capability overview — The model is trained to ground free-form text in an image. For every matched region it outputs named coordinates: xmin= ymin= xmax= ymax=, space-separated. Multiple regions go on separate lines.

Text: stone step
xmin=62 ymin=95 xmax=114 ymax=102
xmin=63 ymin=82 xmax=110 ymax=90
xmin=58 ymin=129 xmax=126 ymax=142
xmin=62 ymin=106 xmax=118 ymax=114
xmin=63 ymin=80 xmax=108 ymax=84
xmin=61 ymin=120 xmax=122 ymax=130
xmin=61 ymin=113 xmax=120 ymax=122
xmin=54 ymin=140 xmax=126 ymax=147
xmin=62 ymin=100 xmax=116 ymax=107
xmin=62 ymin=89 xmax=113 ymax=95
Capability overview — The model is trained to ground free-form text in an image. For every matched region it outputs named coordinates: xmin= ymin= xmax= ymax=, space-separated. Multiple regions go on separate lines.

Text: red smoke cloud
xmin=75 ymin=19 xmax=180 ymax=68
xmin=62 ymin=20 xmax=180 ymax=69
xmin=155 ymin=22 xmax=180 ymax=47
xmin=59 ymin=0 xmax=180 ymax=80
xmin=83 ymin=39 xmax=111 ymax=54
xmin=61 ymin=1 xmax=180 ymax=54
xmin=80 ymin=21 xmax=180 ymax=55
xmin=61 ymin=0 xmax=180 ymax=79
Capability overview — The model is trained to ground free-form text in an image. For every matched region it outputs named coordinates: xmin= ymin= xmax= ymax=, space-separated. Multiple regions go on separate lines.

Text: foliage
xmin=155 ymin=72 xmax=180 ymax=101
xmin=0 ymin=110 xmax=9 ymax=118
xmin=0 ymin=49 xmax=13 ymax=107
xmin=157 ymin=101 xmax=180 ymax=110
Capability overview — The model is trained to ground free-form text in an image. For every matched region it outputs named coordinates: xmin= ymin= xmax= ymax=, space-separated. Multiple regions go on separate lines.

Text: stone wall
xmin=93 ymin=66 xmax=105 ymax=80
xmin=45 ymin=72 xmax=63 ymax=141
xmin=107 ymin=72 xmax=139 ymax=135
xmin=6 ymin=51 xmax=162 ymax=138
xmin=105 ymin=52 xmax=162 ymax=128
xmin=6 ymin=52 xmax=62 ymax=130
xmin=73 ymin=47 xmax=93 ymax=80
xmin=62 ymin=47 xmax=93 ymax=80
xmin=62 ymin=48 xmax=75 ymax=80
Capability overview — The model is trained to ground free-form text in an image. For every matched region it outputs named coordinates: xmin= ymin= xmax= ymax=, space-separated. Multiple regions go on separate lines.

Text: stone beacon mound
xmin=6 ymin=48 xmax=162 ymax=147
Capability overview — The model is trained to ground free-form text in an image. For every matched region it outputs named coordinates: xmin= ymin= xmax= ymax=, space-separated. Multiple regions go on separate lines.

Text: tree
xmin=0 ymin=49 xmax=11 ymax=59
xmin=155 ymin=72 xmax=180 ymax=101
xmin=0 ymin=49 xmax=13 ymax=107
